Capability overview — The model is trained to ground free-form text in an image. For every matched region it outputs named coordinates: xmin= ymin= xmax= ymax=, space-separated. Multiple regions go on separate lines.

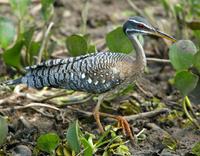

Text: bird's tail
xmin=1 ymin=78 xmax=22 ymax=86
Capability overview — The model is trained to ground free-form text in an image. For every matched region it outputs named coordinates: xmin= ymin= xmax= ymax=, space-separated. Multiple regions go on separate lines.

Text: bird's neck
xmin=130 ymin=35 xmax=146 ymax=70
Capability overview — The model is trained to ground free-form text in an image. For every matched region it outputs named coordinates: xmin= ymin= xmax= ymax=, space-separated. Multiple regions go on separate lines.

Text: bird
xmin=4 ymin=16 xmax=176 ymax=135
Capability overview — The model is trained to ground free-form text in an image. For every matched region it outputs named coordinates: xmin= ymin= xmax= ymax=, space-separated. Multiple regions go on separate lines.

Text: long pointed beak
xmin=154 ymin=29 xmax=177 ymax=42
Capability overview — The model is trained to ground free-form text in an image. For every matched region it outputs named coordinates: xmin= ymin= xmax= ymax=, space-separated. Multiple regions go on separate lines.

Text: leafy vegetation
xmin=65 ymin=121 xmax=131 ymax=156
xmin=0 ymin=0 xmax=199 ymax=155
xmin=36 ymin=133 xmax=60 ymax=155
xmin=0 ymin=17 xmax=16 ymax=49
xmin=169 ymin=40 xmax=200 ymax=129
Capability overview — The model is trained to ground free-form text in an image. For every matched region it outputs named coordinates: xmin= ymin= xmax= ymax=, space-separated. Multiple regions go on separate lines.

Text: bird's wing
xmin=22 ymin=52 xmax=127 ymax=93
xmin=25 ymin=53 xmax=96 ymax=71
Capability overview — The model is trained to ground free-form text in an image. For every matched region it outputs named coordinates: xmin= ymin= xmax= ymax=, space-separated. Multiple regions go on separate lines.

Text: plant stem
xmin=125 ymin=0 xmax=145 ymax=17
xmin=37 ymin=22 xmax=54 ymax=64
xmin=184 ymin=96 xmax=197 ymax=118
xmin=81 ymin=0 xmax=90 ymax=34
xmin=182 ymin=96 xmax=200 ymax=129
xmin=146 ymin=58 xmax=170 ymax=63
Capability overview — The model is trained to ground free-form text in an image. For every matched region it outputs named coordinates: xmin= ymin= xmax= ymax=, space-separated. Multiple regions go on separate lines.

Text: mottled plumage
xmin=6 ymin=52 xmax=138 ymax=94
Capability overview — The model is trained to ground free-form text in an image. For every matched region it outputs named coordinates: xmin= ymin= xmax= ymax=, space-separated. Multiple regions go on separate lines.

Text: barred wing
xmin=22 ymin=52 xmax=127 ymax=93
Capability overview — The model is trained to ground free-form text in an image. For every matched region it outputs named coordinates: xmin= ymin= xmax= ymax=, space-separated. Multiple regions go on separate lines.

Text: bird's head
xmin=123 ymin=16 xmax=176 ymax=42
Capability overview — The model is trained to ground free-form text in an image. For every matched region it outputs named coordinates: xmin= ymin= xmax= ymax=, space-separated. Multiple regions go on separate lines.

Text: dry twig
xmin=124 ymin=108 xmax=170 ymax=121
xmin=147 ymin=57 xmax=170 ymax=63
xmin=0 ymin=102 xmax=60 ymax=112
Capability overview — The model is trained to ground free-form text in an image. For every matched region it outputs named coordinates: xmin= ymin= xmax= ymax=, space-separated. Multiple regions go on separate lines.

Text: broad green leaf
xmin=192 ymin=141 xmax=200 ymax=156
xmin=66 ymin=35 xmax=88 ymax=56
xmin=80 ymin=137 xmax=93 ymax=156
xmin=0 ymin=116 xmax=8 ymax=145
xmin=169 ymin=40 xmax=197 ymax=70
xmin=37 ymin=133 xmax=60 ymax=154
xmin=194 ymin=51 xmax=200 ymax=72
xmin=106 ymin=27 xmax=133 ymax=54
xmin=3 ymin=41 xmax=23 ymax=69
xmin=0 ymin=17 xmax=16 ymax=49
xmin=41 ymin=0 xmax=54 ymax=21
xmin=66 ymin=120 xmax=81 ymax=153
xmin=9 ymin=0 xmax=31 ymax=19
xmin=174 ymin=70 xmax=199 ymax=96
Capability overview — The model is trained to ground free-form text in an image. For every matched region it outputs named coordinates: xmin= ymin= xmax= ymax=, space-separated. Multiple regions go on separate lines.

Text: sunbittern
xmin=4 ymin=16 xmax=176 ymax=136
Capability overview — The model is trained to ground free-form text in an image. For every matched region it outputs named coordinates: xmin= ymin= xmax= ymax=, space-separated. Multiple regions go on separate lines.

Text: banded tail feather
xmin=3 ymin=78 xmax=22 ymax=85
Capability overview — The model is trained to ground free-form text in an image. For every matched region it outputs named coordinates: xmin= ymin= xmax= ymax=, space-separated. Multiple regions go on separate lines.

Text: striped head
xmin=123 ymin=16 xmax=176 ymax=42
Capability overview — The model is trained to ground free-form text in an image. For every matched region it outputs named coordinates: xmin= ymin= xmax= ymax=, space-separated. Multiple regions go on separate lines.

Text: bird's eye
xmin=137 ymin=24 xmax=144 ymax=28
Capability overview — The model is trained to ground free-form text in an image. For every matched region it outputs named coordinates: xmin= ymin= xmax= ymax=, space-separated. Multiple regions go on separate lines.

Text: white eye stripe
xmin=125 ymin=28 xmax=150 ymax=34
xmin=128 ymin=19 xmax=154 ymax=30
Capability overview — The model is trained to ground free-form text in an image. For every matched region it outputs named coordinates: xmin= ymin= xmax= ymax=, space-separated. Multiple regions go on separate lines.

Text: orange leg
xmin=93 ymin=94 xmax=105 ymax=133
xmin=93 ymin=95 xmax=135 ymax=144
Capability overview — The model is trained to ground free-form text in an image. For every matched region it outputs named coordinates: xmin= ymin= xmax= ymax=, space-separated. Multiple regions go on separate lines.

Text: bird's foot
xmin=115 ymin=116 xmax=135 ymax=144
xmin=93 ymin=110 xmax=135 ymax=144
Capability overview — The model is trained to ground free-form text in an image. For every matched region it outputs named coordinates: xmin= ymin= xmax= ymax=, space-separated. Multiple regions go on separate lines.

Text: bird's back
xmin=18 ymin=52 xmax=134 ymax=94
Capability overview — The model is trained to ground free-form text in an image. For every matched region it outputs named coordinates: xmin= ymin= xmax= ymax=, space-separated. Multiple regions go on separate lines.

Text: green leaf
xmin=169 ymin=40 xmax=197 ymax=70
xmin=9 ymin=0 xmax=31 ymax=19
xmin=80 ymin=137 xmax=93 ymax=156
xmin=66 ymin=35 xmax=88 ymax=56
xmin=194 ymin=51 xmax=200 ymax=72
xmin=37 ymin=133 xmax=60 ymax=154
xmin=3 ymin=41 xmax=23 ymax=69
xmin=66 ymin=120 xmax=81 ymax=153
xmin=192 ymin=141 xmax=200 ymax=156
xmin=0 ymin=116 xmax=8 ymax=145
xmin=106 ymin=26 xmax=133 ymax=54
xmin=41 ymin=0 xmax=54 ymax=21
xmin=174 ymin=70 xmax=199 ymax=96
xmin=0 ymin=17 xmax=16 ymax=49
